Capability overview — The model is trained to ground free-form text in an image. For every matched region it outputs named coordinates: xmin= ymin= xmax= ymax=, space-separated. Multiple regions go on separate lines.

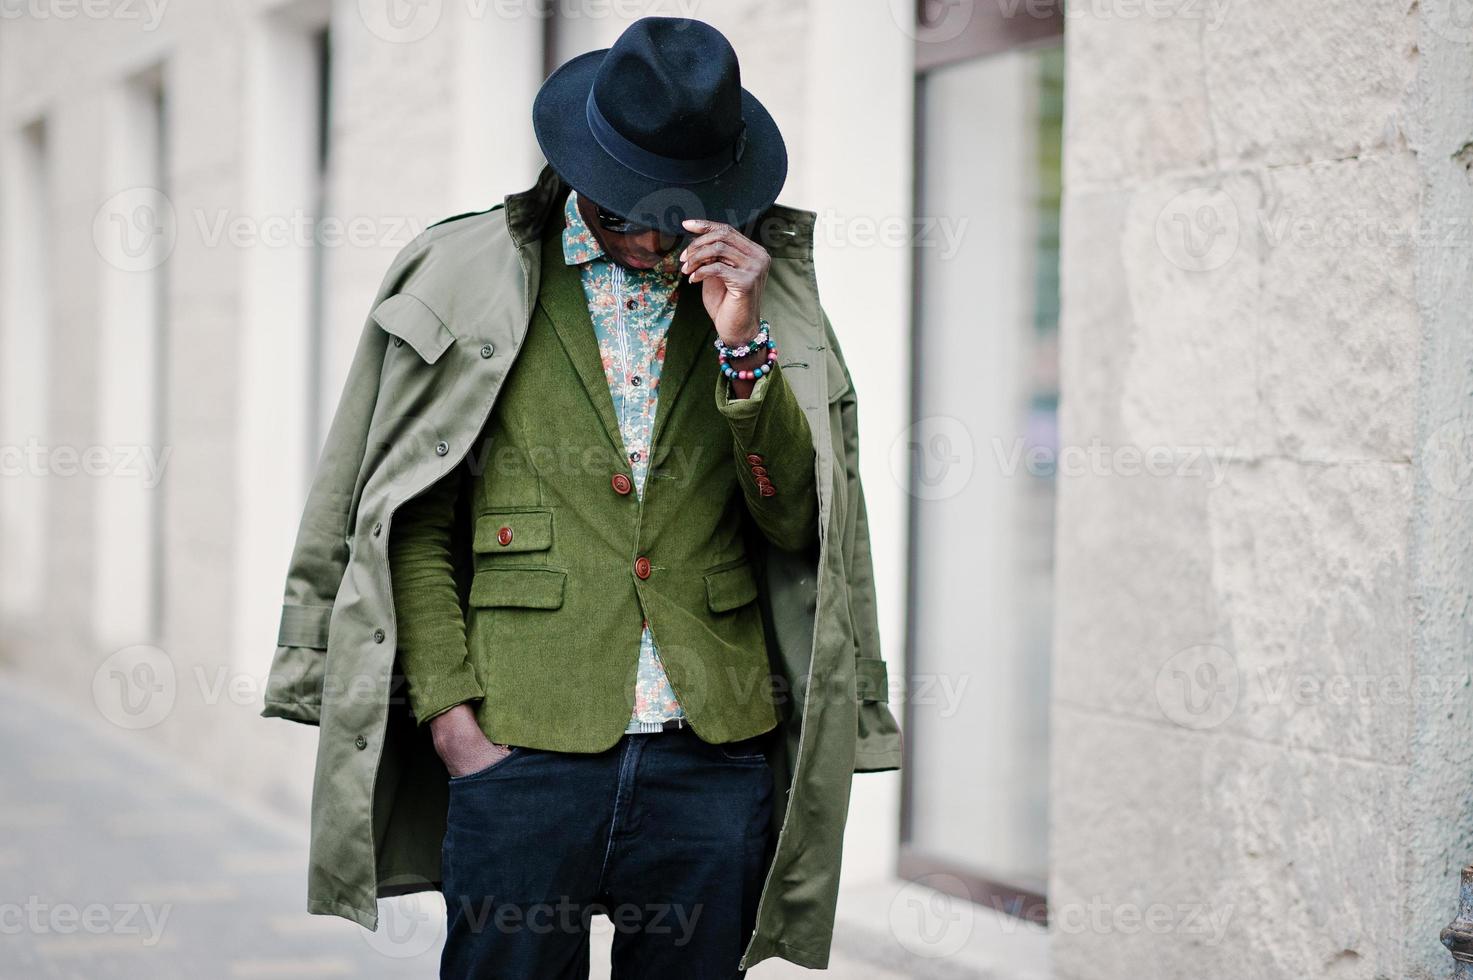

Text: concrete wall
xmin=1052 ymin=1 xmax=1471 ymax=976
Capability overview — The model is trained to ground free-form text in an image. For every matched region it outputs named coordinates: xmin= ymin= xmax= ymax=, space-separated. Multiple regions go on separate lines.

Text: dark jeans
xmin=439 ymin=726 xmax=775 ymax=979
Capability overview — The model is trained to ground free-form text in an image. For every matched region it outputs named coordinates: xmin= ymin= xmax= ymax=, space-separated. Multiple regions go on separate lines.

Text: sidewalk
xmin=0 ymin=675 xmax=1046 ymax=978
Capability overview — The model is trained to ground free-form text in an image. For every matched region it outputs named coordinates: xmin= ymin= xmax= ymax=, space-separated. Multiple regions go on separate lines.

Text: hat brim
xmin=533 ymin=49 xmax=788 ymax=237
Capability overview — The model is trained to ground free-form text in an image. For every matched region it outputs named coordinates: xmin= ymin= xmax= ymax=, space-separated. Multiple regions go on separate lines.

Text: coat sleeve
xmin=826 ymin=314 xmax=903 ymax=773
xmin=261 ymin=240 xmax=423 ymax=725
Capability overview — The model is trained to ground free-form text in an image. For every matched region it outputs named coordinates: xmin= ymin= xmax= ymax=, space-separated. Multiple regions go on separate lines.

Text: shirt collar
xmin=562 ymin=190 xmax=606 ymax=266
xmin=561 ymin=190 xmax=682 ymax=281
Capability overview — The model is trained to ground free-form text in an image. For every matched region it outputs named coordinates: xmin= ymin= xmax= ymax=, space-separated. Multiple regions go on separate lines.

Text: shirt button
xmin=480 ymin=344 xmax=495 ymax=358
xmin=372 ymin=628 xmax=386 ymax=644
xmin=634 ymin=556 xmax=652 ymax=580
xmin=626 ymin=299 xmax=637 ymax=310
xmin=355 ymin=735 xmax=368 ymax=750
xmin=435 ymin=441 xmax=449 ymax=456
xmin=629 ymin=450 xmax=642 ymax=463
xmin=611 ymin=473 xmax=632 ymax=495
xmin=630 ymin=375 xmax=642 ymax=386
xmin=497 ymin=526 xmax=514 ymax=546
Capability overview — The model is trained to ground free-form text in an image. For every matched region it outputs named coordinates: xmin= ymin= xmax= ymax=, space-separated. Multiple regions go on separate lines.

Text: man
xmin=262 ymin=16 xmax=900 ymax=978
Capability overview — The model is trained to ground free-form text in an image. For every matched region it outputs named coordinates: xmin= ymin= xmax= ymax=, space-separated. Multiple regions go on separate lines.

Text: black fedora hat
xmin=533 ymin=17 xmax=787 ymax=236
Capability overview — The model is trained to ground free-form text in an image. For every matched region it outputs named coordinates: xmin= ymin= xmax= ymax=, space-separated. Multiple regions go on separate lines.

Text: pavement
xmin=0 ymin=675 xmax=1047 ymax=978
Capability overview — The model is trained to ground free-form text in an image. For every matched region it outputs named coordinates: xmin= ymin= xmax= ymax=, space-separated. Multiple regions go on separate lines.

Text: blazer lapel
xmin=651 ymin=281 xmax=716 ymax=451
xmin=536 ymin=226 xmax=626 ymax=457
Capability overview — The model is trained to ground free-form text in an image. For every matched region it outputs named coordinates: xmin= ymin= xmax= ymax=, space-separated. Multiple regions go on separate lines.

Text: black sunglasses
xmin=592 ymin=202 xmax=656 ymax=236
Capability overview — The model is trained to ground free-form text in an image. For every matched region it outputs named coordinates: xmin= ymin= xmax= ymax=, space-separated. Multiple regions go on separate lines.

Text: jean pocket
xmin=447 ymin=746 xmax=521 ymax=785
xmin=716 ymin=733 xmax=771 ymax=763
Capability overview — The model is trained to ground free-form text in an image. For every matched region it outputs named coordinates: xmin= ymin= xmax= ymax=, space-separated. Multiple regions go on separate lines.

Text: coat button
xmin=746 ymin=453 xmax=763 ymax=465
xmin=355 ymin=735 xmax=368 ymax=750
xmin=480 ymin=344 xmax=494 ymax=358
xmin=435 ymin=441 xmax=449 ymax=456
xmin=372 ymin=522 xmax=382 ymax=537
xmin=497 ymin=526 xmax=513 ymax=546
xmin=751 ymin=465 xmax=767 ymax=477
xmin=393 ymin=337 xmax=404 ymax=347
xmin=759 ymin=485 xmax=777 ymax=497
xmin=372 ymin=628 xmax=386 ymax=643
xmin=634 ymin=556 xmax=652 ymax=580
xmin=611 ymin=473 xmax=632 ymax=495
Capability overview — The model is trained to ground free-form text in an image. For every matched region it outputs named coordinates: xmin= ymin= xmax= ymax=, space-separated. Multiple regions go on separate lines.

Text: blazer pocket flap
xmin=469 ymin=568 xmax=566 ymax=609
xmin=372 ymin=293 xmax=455 ymax=364
xmin=855 ymin=657 xmax=889 ymax=703
xmin=474 ymin=511 xmax=554 ymax=553
xmin=705 ymin=562 xmax=758 ymax=613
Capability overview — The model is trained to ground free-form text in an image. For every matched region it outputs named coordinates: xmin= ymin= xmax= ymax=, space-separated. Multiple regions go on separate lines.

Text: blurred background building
xmin=2 ymin=0 xmax=1471 ymax=978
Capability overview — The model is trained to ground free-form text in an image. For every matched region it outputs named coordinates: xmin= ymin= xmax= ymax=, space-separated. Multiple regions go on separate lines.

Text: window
xmin=902 ymin=7 xmax=1063 ymax=922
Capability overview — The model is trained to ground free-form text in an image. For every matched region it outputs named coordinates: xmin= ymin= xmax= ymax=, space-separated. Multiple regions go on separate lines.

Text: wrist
xmin=716 ymin=317 xmax=776 ymax=382
xmin=429 ymin=703 xmax=480 ymax=747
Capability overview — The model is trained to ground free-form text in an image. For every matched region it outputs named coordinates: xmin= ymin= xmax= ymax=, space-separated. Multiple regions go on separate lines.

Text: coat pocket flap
xmin=704 ymin=562 xmax=758 ymax=613
xmin=473 ymin=511 xmax=554 ymax=553
xmin=469 ymin=568 xmax=567 ymax=609
xmin=372 ymin=293 xmax=455 ymax=364
xmin=854 ymin=657 xmax=889 ymax=703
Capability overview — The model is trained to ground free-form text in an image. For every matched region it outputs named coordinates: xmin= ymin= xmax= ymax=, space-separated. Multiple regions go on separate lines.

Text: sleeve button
xmin=354 ymin=735 xmax=368 ymax=750
xmin=435 ymin=441 xmax=450 ymax=456
xmin=480 ymin=344 xmax=495 ymax=358
xmin=372 ymin=628 xmax=386 ymax=643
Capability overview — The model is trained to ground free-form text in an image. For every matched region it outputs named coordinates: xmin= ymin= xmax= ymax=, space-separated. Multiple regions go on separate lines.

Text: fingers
xmin=680 ymin=219 xmax=764 ymax=269
xmin=688 ymin=260 xmax=743 ymax=286
xmin=681 ymin=237 xmax=752 ymax=275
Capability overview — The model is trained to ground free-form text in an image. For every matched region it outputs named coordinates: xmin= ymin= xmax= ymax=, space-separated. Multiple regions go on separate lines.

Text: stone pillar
xmin=1052 ymin=1 xmax=1472 ymax=976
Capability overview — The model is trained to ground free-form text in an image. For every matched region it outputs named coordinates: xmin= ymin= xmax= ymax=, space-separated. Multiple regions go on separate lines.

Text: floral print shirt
xmin=562 ymin=191 xmax=686 ymax=728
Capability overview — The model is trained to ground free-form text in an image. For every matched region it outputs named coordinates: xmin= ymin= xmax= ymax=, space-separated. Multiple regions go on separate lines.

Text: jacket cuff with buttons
xmin=714 ymin=358 xmax=819 ymax=551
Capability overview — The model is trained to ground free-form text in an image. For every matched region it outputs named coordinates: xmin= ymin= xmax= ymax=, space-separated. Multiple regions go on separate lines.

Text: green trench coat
xmin=261 ymin=167 xmax=902 ymax=971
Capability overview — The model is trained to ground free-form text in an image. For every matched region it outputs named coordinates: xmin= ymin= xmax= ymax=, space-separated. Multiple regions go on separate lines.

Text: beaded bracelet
xmin=713 ymin=319 xmax=770 ymax=360
xmin=719 ymin=340 xmax=779 ymax=381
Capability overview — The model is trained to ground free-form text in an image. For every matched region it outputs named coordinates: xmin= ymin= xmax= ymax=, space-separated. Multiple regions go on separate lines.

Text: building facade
xmin=2 ymin=0 xmax=1471 ymax=977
